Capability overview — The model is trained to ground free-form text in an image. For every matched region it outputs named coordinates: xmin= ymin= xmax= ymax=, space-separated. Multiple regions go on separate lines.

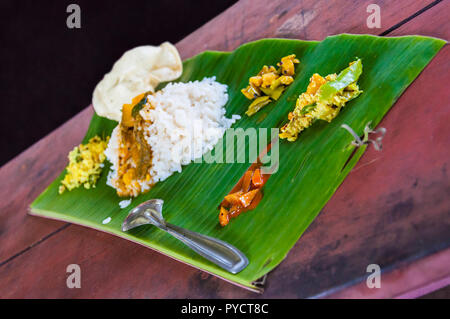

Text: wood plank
xmin=177 ymin=0 xmax=437 ymax=58
xmin=0 ymin=0 xmax=447 ymax=298
xmin=0 ymin=0 xmax=434 ymax=266
xmin=0 ymin=223 xmax=254 ymax=298
xmin=324 ymin=247 xmax=450 ymax=299
xmin=0 ymin=108 xmax=93 ymax=264
xmin=316 ymin=0 xmax=450 ymax=298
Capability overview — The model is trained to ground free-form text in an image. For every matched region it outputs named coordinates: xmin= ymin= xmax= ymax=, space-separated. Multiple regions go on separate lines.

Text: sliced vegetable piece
xmin=242 ymin=170 xmax=253 ymax=192
xmin=319 ymin=58 xmax=362 ymax=102
xmin=279 ymin=54 xmax=300 ymax=76
xmin=121 ymin=103 xmax=134 ymax=127
xmin=306 ymin=74 xmax=327 ymax=95
xmin=229 ymin=204 xmax=243 ymax=218
xmin=260 ymin=86 xmax=285 ymax=100
xmin=278 ymin=75 xmax=294 ymax=86
xmin=241 ymin=83 xmax=261 ymax=99
xmin=245 ymin=96 xmax=271 ymax=116
xmin=122 ymin=92 xmax=149 ymax=127
xmin=131 ymin=92 xmax=151 ymax=118
xmin=249 ymin=76 xmax=263 ymax=87
xmin=252 ymin=168 xmax=264 ymax=187
xmin=239 ymin=189 xmax=260 ymax=208
xmin=300 ymin=103 xmax=317 ymax=115
xmin=224 ymin=191 xmax=243 ymax=206
xmin=219 ymin=206 xmax=229 ymax=227
xmin=261 ymin=72 xmax=278 ymax=88
xmin=131 ymin=92 xmax=146 ymax=105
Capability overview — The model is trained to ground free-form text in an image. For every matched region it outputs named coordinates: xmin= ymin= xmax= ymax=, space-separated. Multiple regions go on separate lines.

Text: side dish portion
xmin=219 ymin=165 xmax=268 ymax=226
xmin=280 ymin=59 xmax=363 ymax=141
xmin=59 ymin=136 xmax=109 ymax=194
xmin=241 ymin=55 xmax=300 ymax=116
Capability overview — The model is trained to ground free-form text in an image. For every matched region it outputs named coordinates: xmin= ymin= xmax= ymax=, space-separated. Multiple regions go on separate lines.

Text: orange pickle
xmin=218 ymin=163 xmax=270 ymax=226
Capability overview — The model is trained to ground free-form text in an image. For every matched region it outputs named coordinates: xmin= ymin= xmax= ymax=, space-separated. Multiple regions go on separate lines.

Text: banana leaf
xmin=30 ymin=35 xmax=445 ymax=291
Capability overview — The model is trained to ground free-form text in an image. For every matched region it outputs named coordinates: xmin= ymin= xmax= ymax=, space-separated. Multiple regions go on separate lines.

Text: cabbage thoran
xmin=59 ymin=136 xmax=109 ymax=194
xmin=280 ymin=59 xmax=363 ymax=141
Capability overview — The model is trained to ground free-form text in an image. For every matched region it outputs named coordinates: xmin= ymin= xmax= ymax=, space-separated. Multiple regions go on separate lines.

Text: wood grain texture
xmin=325 ymin=247 xmax=450 ymax=299
xmin=0 ymin=107 xmax=93 ymax=264
xmin=176 ymin=0 xmax=436 ymax=59
xmin=0 ymin=0 xmax=448 ymax=298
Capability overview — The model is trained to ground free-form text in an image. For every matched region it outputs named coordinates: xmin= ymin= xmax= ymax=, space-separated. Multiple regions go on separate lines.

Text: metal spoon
xmin=122 ymin=199 xmax=249 ymax=274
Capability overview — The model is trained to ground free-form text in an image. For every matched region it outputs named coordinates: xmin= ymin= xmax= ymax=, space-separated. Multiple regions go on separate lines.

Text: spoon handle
xmin=162 ymin=223 xmax=249 ymax=274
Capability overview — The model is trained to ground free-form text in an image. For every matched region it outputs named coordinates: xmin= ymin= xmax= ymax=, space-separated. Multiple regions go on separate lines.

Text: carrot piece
xmin=252 ymin=168 xmax=264 ymax=187
xmin=239 ymin=189 xmax=259 ymax=207
xmin=121 ymin=103 xmax=134 ymax=127
xmin=224 ymin=191 xmax=243 ymax=206
xmin=131 ymin=92 xmax=146 ymax=105
xmin=242 ymin=170 xmax=253 ymax=192
xmin=219 ymin=206 xmax=229 ymax=227
xmin=247 ymin=190 xmax=263 ymax=210
xmin=229 ymin=204 xmax=243 ymax=218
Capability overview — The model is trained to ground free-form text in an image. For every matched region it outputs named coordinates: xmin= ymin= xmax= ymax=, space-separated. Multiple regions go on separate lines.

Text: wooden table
xmin=1 ymin=0 xmax=449 ymax=298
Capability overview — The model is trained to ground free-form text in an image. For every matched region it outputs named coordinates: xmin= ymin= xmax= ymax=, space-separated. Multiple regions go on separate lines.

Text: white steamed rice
xmin=104 ymin=76 xmax=240 ymax=196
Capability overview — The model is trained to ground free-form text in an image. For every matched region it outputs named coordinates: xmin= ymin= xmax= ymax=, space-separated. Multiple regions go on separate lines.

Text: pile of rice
xmin=104 ymin=77 xmax=240 ymax=196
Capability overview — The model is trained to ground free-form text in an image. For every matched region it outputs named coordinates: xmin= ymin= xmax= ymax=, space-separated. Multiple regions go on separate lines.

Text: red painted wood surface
xmin=326 ymin=247 xmax=450 ymax=299
xmin=0 ymin=0 xmax=448 ymax=298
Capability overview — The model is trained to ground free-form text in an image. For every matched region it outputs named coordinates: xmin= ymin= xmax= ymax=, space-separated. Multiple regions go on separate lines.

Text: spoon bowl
xmin=122 ymin=199 xmax=249 ymax=274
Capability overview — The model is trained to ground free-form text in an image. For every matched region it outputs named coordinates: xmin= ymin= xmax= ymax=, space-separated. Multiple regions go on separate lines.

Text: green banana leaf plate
xmin=30 ymin=34 xmax=445 ymax=291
